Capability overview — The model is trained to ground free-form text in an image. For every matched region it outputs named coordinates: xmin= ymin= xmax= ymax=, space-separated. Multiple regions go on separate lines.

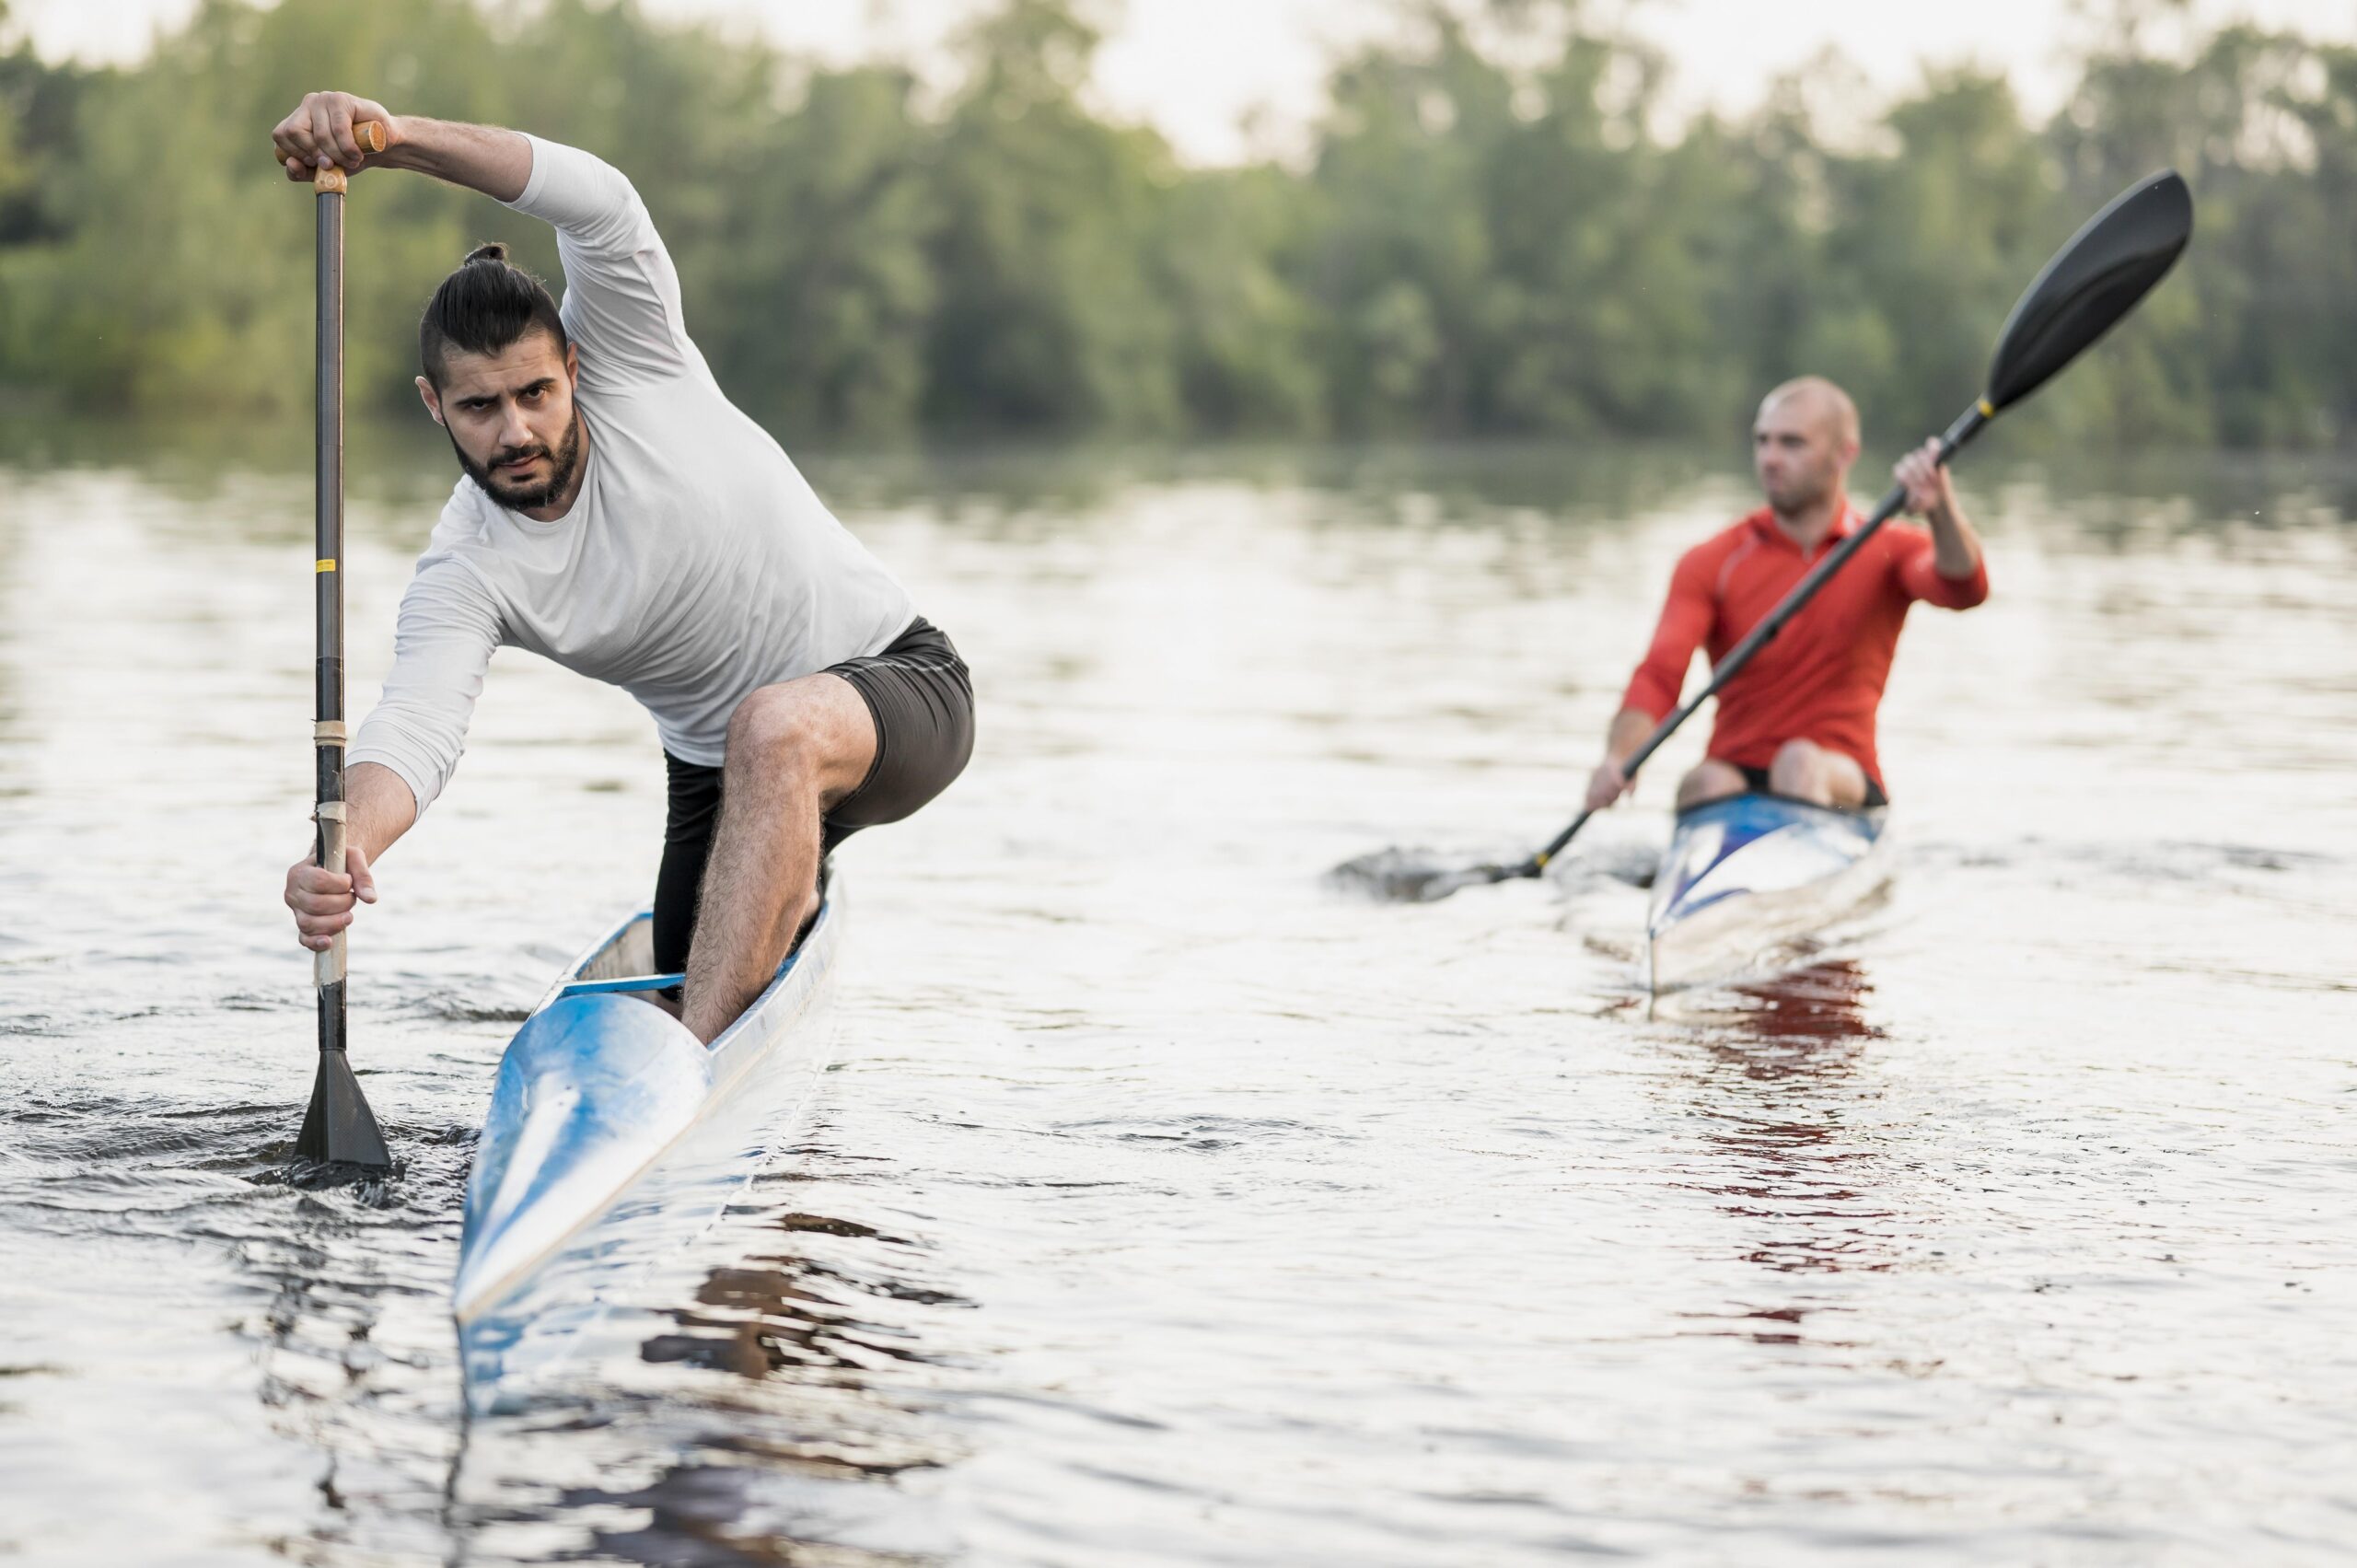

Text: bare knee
xmin=1769 ymin=739 xmax=1863 ymax=807
xmin=726 ymin=686 xmax=825 ymax=781
xmin=724 ymin=676 xmax=880 ymax=806
xmin=1767 ymin=739 xmax=1823 ymax=796
xmin=1677 ymin=760 xmax=1747 ymax=809
xmin=730 ymin=683 xmax=825 ymax=759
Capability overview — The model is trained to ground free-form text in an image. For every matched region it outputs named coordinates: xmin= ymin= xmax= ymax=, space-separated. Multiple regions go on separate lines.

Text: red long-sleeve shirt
xmin=1620 ymin=502 xmax=1989 ymax=787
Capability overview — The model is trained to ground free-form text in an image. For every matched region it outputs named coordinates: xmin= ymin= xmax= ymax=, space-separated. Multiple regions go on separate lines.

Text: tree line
xmin=0 ymin=0 xmax=2345 ymax=450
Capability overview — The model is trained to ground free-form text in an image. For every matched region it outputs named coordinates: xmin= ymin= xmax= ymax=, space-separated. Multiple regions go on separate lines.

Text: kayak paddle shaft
xmin=293 ymin=124 xmax=391 ymax=1169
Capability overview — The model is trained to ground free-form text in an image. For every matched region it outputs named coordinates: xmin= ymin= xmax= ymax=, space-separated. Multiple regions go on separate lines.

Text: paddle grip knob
xmin=310 ymin=120 xmax=387 ymax=194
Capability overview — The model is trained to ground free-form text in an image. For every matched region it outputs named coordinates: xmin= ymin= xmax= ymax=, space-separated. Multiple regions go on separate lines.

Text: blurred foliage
xmin=0 ymin=0 xmax=2345 ymax=448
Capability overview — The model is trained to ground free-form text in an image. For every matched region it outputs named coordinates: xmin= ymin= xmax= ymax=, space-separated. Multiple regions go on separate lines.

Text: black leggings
xmin=1736 ymin=763 xmax=1888 ymax=810
xmin=652 ymin=617 xmax=973 ymax=974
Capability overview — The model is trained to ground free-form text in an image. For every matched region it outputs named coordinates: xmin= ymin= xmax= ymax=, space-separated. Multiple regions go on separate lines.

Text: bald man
xmin=1586 ymin=377 xmax=1988 ymax=816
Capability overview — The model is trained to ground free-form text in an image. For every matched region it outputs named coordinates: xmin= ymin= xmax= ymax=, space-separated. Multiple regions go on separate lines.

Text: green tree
xmin=1301 ymin=12 xmax=1504 ymax=433
xmin=1813 ymin=70 xmax=2063 ymax=444
xmin=706 ymin=66 xmax=938 ymax=439
xmin=921 ymin=0 xmax=1183 ymax=433
xmin=1155 ymin=163 xmax=1324 ymax=436
xmin=0 ymin=0 xmax=2342 ymax=450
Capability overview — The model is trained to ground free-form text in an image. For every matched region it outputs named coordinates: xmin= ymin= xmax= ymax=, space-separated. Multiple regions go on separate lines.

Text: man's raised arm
xmin=275 ymin=91 xmax=696 ymax=389
xmin=273 ymin=92 xmax=530 ymax=203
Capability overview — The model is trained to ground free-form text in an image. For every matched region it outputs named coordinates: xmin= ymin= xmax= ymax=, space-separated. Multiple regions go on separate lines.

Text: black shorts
xmin=1736 ymin=763 xmax=1888 ymax=810
xmin=652 ymin=617 xmax=974 ymax=973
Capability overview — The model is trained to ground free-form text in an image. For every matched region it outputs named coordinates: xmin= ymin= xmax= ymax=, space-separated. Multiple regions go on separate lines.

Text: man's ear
xmin=564 ymin=341 xmax=579 ymax=385
xmin=415 ymin=375 xmax=445 ymax=425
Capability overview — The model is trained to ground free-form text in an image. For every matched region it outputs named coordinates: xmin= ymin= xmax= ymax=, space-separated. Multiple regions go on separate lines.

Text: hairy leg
xmin=681 ymin=674 xmax=877 ymax=1043
xmin=1676 ymin=758 xmax=1750 ymax=810
xmin=1766 ymin=738 xmax=1868 ymax=809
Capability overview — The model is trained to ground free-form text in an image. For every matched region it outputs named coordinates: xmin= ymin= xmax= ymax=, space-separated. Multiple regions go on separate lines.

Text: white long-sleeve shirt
xmin=349 ymin=134 xmax=914 ymax=814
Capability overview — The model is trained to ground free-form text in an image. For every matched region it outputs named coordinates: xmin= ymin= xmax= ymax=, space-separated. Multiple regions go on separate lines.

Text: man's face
xmin=417 ymin=331 xmax=584 ymax=512
xmin=1752 ymin=392 xmax=1854 ymax=517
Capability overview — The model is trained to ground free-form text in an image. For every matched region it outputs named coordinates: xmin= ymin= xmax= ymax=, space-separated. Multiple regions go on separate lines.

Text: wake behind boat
xmin=1646 ymin=794 xmax=1889 ymax=993
xmin=454 ymin=874 xmax=844 ymax=1408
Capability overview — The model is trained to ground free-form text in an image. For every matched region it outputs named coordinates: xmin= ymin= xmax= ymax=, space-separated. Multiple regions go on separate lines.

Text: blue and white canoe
xmin=454 ymin=874 xmax=843 ymax=1394
xmin=1646 ymin=794 xmax=1889 ymax=993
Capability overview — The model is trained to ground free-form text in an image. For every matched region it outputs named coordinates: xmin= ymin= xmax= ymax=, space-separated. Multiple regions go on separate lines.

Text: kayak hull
xmin=454 ymin=877 xmax=842 ymax=1404
xmin=1646 ymin=794 xmax=1888 ymax=993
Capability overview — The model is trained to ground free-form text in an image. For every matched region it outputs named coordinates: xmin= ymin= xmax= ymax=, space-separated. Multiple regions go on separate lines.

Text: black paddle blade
xmin=1986 ymin=169 xmax=2193 ymax=412
xmin=293 ymin=1048 xmax=391 ymax=1169
xmin=1326 ymin=846 xmax=1539 ymax=903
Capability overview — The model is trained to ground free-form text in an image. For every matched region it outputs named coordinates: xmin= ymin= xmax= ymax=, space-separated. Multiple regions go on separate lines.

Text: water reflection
xmin=642 ymin=1212 xmax=961 ymax=1386
xmin=574 ymin=1467 xmax=944 ymax=1568
xmin=1671 ymin=963 xmax=1894 ymax=1369
xmin=436 ymin=1204 xmax=965 ymax=1567
xmin=1670 ymin=959 xmax=1885 ymax=1050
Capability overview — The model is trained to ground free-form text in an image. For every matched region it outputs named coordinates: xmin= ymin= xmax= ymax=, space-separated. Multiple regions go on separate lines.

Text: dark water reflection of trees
xmin=6 ymin=411 xmax=2350 ymax=552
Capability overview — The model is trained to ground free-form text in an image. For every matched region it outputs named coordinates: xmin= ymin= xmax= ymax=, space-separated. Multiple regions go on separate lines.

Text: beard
xmin=451 ymin=413 xmax=585 ymax=512
xmin=1764 ymin=470 xmax=1834 ymax=517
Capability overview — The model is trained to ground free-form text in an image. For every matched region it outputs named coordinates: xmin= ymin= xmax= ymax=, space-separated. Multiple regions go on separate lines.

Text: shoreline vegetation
xmin=0 ymin=0 xmax=2346 ymax=451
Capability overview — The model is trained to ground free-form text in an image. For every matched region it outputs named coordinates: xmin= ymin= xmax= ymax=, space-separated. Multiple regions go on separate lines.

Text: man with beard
xmin=274 ymin=93 xmax=972 ymax=1042
xmin=1585 ymin=377 xmax=1987 ymax=816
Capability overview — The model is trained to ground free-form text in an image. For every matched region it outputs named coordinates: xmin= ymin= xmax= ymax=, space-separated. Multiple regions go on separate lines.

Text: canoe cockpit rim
xmin=532 ymin=872 xmax=839 ymax=1052
xmin=1670 ymin=788 xmax=1890 ymax=828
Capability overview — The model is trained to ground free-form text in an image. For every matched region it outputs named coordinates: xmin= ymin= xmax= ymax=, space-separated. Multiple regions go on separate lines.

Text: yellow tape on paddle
xmin=315 ymin=558 xmax=337 ymax=573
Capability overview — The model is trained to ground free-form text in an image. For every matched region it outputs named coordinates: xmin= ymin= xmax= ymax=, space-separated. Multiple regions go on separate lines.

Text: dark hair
xmin=418 ymin=242 xmax=568 ymax=385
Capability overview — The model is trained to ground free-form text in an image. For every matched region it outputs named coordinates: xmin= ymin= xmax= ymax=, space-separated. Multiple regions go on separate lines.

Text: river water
xmin=2 ymin=432 xmax=2352 ymax=1566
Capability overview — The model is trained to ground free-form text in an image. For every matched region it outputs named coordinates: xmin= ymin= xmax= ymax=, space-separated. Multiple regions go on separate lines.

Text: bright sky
xmin=16 ymin=0 xmax=2354 ymax=164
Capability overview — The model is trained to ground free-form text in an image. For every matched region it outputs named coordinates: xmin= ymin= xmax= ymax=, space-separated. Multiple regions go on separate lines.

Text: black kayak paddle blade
xmin=293 ymin=1046 xmax=391 ymax=1169
xmin=1326 ymin=846 xmax=1539 ymax=903
xmin=1985 ymin=169 xmax=2193 ymax=414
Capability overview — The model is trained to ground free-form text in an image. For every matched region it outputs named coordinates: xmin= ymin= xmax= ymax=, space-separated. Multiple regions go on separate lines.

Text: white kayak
xmin=454 ymin=873 xmax=843 ymax=1404
xmin=1646 ymin=794 xmax=1889 ymax=993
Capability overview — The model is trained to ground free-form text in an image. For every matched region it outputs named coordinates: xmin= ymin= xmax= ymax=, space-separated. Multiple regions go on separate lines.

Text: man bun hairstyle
xmin=419 ymin=241 xmax=568 ymax=386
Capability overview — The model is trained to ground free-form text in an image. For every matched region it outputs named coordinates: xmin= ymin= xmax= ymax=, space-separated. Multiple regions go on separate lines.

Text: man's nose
xmin=496 ymin=401 xmax=533 ymax=449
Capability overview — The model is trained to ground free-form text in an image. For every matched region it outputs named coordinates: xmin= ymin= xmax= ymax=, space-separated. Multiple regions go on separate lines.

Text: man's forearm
xmin=346 ymin=761 xmax=420 ymax=863
xmin=378 ymin=117 xmax=532 ymax=204
xmin=1605 ymin=706 xmax=1657 ymax=765
xmin=1925 ymin=495 xmax=1983 ymax=580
